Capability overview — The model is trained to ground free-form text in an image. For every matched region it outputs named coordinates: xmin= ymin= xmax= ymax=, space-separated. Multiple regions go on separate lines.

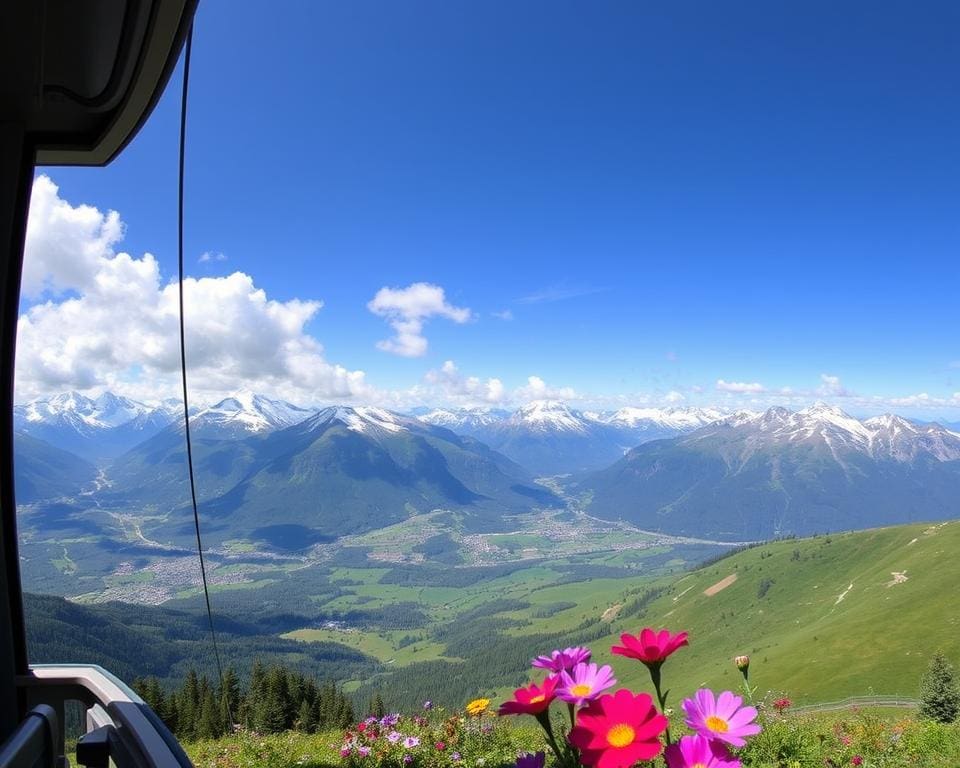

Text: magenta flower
xmin=557 ymin=662 xmax=617 ymax=706
xmin=403 ymin=736 xmax=420 ymax=749
xmin=357 ymin=746 xmax=371 ymax=758
xmin=665 ymin=734 xmax=741 ymax=768
xmin=531 ymin=646 xmax=592 ymax=672
xmin=682 ymin=689 xmax=761 ymax=747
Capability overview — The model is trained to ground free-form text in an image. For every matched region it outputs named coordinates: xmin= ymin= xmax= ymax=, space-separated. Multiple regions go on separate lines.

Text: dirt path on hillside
xmin=704 ymin=573 xmax=737 ymax=596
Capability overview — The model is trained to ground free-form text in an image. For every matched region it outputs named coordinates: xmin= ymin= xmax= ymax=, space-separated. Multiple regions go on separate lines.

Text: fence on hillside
xmin=791 ymin=695 xmax=918 ymax=714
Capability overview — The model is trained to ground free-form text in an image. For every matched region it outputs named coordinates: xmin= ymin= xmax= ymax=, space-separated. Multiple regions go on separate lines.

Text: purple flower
xmin=515 ymin=753 xmax=546 ymax=768
xmin=665 ymin=735 xmax=741 ymax=768
xmin=452 ymin=753 xmax=462 ymax=762
xmin=387 ymin=731 xmax=402 ymax=744
xmin=403 ymin=756 xmax=413 ymax=765
xmin=403 ymin=736 xmax=420 ymax=749
xmin=380 ymin=713 xmax=400 ymax=727
xmin=357 ymin=746 xmax=371 ymax=757
xmin=683 ymin=689 xmax=761 ymax=748
xmin=423 ymin=700 xmax=433 ymax=710
xmin=531 ymin=646 xmax=592 ymax=673
xmin=556 ymin=662 xmax=617 ymax=706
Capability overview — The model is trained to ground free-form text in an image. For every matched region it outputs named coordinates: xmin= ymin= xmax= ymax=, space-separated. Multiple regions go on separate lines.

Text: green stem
xmin=649 ymin=664 xmax=672 ymax=746
xmin=534 ymin=711 xmax=567 ymax=768
xmin=567 ymin=702 xmax=576 ymax=730
xmin=740 ymin=670 xmax=754 ymax=705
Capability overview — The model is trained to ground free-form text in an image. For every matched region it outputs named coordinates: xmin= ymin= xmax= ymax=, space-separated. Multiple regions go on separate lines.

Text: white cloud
xmin=516 ymin=284 xmax=606 ymax=304
xmin=199 ymin=251 xmax=227 ymax=263
xmin=423 ymin=360 xmax=505 ymax=404
xmin=491 ymin=309 xmax=513 ymax=321
xmin=816 ymin=373 xmax=850 ymax=397
xmin=515 ymin=375 xmax=577 ymax=402
xmin=15 ymin=177 xmax=370 ymax=403
xmin=716 ymin=379 xmax=765 ymax=394
xmin=664 ymin=390 xmax=685 ymax=403
xmin=367 ymin=282 xmax=471 ymax=357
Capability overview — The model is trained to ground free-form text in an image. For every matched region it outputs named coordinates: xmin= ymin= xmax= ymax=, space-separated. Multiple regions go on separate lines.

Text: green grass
xmin=582 ymin=521 xmax=960 ymax=705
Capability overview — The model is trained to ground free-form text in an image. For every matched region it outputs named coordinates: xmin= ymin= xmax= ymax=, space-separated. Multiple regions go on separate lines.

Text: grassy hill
xmin=582 ymin=520 xmax=960 ymax=704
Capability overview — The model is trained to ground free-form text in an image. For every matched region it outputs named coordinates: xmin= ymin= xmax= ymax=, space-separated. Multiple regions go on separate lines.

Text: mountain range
xmin=580 ymin=403 xmax=960 ymax=540
xmin=13 ymin=391 xmax=960 ymax=549
xmin=103 ymin=403 xmax=559 ymax=549
xmin=418 ymin=401 xmax=728 ymax=474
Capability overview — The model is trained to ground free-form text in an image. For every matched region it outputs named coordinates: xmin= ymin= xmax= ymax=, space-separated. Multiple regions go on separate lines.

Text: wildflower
xmin=568 ymin=689 xmax=668 ymax=768
xmin=339 ymin=747 xmax=352 ymax=758
xmin=498 ymin=676 xmax=559 ymax=716
xmin=734 ymin=656 xmax=750 ymax=672
xmin=436 ymin=742 xmax=446 ymax=751
xmin=532 ymin=646 xmax=592 ymax=672
xmin=664 ymin=734 xmax=741 ymax=768
xmin=403 ymin=736 xmax=420 ymax=749
xmin=387 ymin=731 xmax=402 ymax=744
xmin=358 ymin=747 xmax=371 ymax=757
xmin=682 ymin=689 xmax=761 ymax=748
xmin=451 ymin=753 xmax=462 ymax=762
xmin=773 ymin=697 xmax=792 ymax=713
xmin=466 ymin=698 xmax=491 ymax=717
xmin=557 ymin=663 xmax=617 ymax=706
xmin=515 ymin=753 xmax=546 ymax=768
xmin=403 ymin=755 xmax=413 ymax=765
xmin=381 ymin=714 xmax=400 ymax=727
xmin=357 ymin=723 xmax=368 ymax=733
xmin=423 ymin=701 xmax=433 ymax=710
xmin=611 ymin=628 xmax=688 ymax=668
xmin=851 ymin=758 xmax=863 ymax=766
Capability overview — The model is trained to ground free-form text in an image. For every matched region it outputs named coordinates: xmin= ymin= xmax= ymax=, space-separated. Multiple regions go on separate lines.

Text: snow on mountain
xmin=508 ymin=400 xmax=592 ymax=433
xmin=706 ymin=403 xmax=960 ymax=463
xmin=602 ymin=406 xmax=727 ymax=431
xmin=190 ymin=391 xmax=315 ymax=436
xmin=418 ymin=407 xmax=508 ymax=432
xmin=304 ymin=405 xmax=409 ymax=437
xmin=14 ymin=391 xmax=183 ymax=458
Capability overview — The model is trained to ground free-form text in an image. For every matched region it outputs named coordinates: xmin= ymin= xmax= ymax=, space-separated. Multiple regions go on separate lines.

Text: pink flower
xmin=568 ymin=689 xmax=668 ymax=768
xmin=851 ymin=757 xmax=863 ymax=766
xmin=773 ymin=697 xmax=792 ymax=713
xmin=611 ymin=628 xmax=688 ymax=667
xmin=665 ymin=735 xmax=742 ymax=768
xmin=531 ymin=647 xmax=592 ymax=672
xmin=498 ymin=676 xmax=559 ymax=716
xmin=557 ymin=663 xmax=617 ymax=706
xmin=340 ymin=747 xmax=352 ymax=758
xmin=682 ymin=689 xmax=761 ymax=747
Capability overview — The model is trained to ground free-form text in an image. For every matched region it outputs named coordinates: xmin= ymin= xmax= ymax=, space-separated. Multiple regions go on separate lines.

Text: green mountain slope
xmin=587 ymin=520 xmax=960 ymax=704
xmin=14 ymin=432 xmax=98 ymax=503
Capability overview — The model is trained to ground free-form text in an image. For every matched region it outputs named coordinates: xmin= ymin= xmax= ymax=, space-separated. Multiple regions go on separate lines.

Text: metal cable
xmin=177 ymin=22 xmax=229 ymax=715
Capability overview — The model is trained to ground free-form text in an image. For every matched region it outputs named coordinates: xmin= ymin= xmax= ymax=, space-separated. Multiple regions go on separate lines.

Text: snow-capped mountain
xmin=107 ymin=403 xmax=559 ymax=546
xmin=14 ymin=391 xmax=181 ymax=459
xmin=417 ymin=407 xmax=509 ymax=433
xmin=701 ymin=403 xmax=960 ymax=463
xmin=188 ymin=391 xmax=315 ymax=438
xmin=415 ymin=401 xmax=731 ymax=475
xmin=582 ymin=403 xmax=960 ymax=541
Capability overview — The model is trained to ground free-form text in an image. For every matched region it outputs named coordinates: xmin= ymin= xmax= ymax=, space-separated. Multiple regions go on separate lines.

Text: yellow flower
xmin=465 ymin=698 xmax=491 ymax=717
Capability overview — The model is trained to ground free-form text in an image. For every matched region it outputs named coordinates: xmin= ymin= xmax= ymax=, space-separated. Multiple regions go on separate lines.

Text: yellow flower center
xmin=606 ymin=724 xmax=636 ymax=748
xmin=529 ymin=694 xmax=545 ymax=704
xmin=692 ymin=764 xmax=707 ymax=768
xmin=706 ymin=715 xmax=729 ymax=733
xmin=570 ymin=684 xmax=592 ymax=697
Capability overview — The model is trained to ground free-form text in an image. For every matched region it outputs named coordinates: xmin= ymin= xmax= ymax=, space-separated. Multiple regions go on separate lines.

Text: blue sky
xmin=17 ymin=1 xmax=960 ymax=417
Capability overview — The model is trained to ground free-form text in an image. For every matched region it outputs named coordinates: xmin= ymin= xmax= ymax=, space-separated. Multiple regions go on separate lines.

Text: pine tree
xmin=179 ymin=669 xmax=201 ymax=741
xmin=260 ymin=665 xmax=290 ymax=733
xmin=218 ymin=666 xmax=241 ymax=730
xmin=296 ymin=698 xmax=315 ymax=732
xmin=372 ymin=693 xmax=385 ymax=718
xmin=197 ymin=687 xmax=223 ymax=740
xmin=920 ymin=652 xmax=960 ymax=723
